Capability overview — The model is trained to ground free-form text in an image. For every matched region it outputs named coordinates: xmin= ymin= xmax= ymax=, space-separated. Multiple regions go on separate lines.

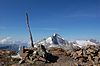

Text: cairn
xmin=19 ymin=44 xmax=49 ymax=64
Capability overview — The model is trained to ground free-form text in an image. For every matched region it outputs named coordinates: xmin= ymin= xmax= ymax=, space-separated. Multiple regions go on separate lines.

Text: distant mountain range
xmin=0 ymin=33 xmax=100 ymax=52
xmin=34 ymin=33 xmax=100 ymax=49
xmin=70 ymin=39 xmax=100 ymax=48
xmin=0 ymin=44 xmax=19 ymax=52
xmin=0 ymin=37 xmax=28 ymax=52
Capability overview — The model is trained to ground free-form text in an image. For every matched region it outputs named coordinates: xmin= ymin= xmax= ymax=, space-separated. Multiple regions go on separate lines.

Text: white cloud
xmin=0 ymin=37 xmax=12 ymax=44
xmin=0 ymin=37 xmax=27 ymax=45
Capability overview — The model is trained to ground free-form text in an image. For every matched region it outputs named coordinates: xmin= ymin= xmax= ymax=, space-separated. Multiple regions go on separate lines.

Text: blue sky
xmin=0 ymin=0 xmax=100 ymax=41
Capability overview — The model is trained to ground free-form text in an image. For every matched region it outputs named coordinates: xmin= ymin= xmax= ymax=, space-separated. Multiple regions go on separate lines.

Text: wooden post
xmin=26 ymin=13 xmax=34 ymax=48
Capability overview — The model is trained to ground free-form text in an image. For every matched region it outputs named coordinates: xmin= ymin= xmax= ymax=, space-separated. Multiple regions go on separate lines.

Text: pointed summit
xmin=52 ymin=33 xmax=63 ymax=39
xmin=36 ymin=33 xmax=66 ymax=47
xmin=51 ymin=33 xmax=65 ymax=45
xmin=53 ymin=33 xmax=59 ymax=37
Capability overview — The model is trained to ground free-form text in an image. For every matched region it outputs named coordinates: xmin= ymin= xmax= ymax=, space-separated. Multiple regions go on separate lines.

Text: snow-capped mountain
xmin=0 ymin=34 xmax=100 ymax=52
xmin=46 ymin=33 xmax=66 ymax=45
xmin=71 ymin=39 xmax=100 ymax=48
xmin=34 ymin=33 xmax=100 ymax=49
xmin=34 ymin=33 xmax=69 ymax=48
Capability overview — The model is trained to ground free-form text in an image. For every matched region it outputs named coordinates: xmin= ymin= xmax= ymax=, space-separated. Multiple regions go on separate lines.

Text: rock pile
xmin=46 ymin=45 xmax=100 ymax=66
xmin=66 ymin=45 xmax=100 ymax=66
xmin=1 ymin=45 xmax=100 ymax=66
xmin=0 ymin=50 xmax=17 ymax=66
xmin=48 ymin=47 xmax=67 ymax=56
xmin=0 ymin=50 xmax=16 ymax=56
xmin=18 ymin=45 xmax=52 ymax=64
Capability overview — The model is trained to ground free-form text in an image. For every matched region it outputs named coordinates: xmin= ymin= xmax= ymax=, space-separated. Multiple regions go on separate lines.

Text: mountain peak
xmin=52 ymin=33 xmax=64 ymax=39
xmin=35 ymin=33 xmax=66 ymax=47
xmin=53 ymin=33 xmax=59 ymax=36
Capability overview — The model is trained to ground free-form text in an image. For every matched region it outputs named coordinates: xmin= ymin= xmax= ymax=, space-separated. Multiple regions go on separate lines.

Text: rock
xmin=49 ymin=47 xmax=67 ymax=56
xmin=88 ymin=55 xmax=94 ymax=65
xmin=73 ymin=46 xmax=81 ymax=51
xmin=71 ymin=52 xmax=78 ymax=59
xmin=98 ymin=51 xmax=100 ymax=57
xmin=93 ymin=56 xmax=100 ymax=64
xmin=78 ymin=58 xmax=84 ymax=62
xmin=66 ymin=50 xmax=72 ymax=56
xmin=86 ymin=49 xmax=91 ymax=55
xmin=82 ymin=49 xmax=88 ymax=57
xmin=87 ymin=48 xmax=95 ymax=53
xmin=76 ymin=50 xmax=82 ymax=57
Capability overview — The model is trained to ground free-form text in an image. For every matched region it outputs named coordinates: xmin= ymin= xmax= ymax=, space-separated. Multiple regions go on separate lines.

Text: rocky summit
xmin=0 ymin=44 xmax=100 ymax=66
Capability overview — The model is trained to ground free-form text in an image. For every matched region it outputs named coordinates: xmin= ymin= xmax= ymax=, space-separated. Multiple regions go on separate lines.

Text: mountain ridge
xmin=0 ymin=33 xmax=100 ymax=52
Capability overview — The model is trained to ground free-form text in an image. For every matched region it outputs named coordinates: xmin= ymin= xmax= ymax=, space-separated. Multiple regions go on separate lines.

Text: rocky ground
xmin=0 ymin=45 xmax=100 ymax=66
xmin=0 ymin=50 xmax=17 ymax=66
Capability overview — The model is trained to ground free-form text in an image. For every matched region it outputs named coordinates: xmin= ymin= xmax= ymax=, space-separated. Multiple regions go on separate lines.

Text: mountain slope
xmin=34 ymin=33 xmax=69 ymax=48
xmin=72 ymin=39 xmax=100 ymax=48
